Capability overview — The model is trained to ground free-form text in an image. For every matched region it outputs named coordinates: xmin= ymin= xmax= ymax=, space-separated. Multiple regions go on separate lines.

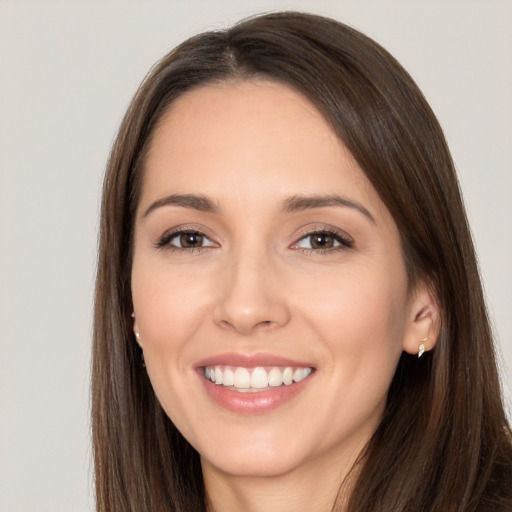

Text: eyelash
xmin=292 ymin=228 xmax=354 ymax=254
xmin=156 ymin=228 xmax=354 ymax=253
xmin=156 ymin=228 xmax=216 ymax=253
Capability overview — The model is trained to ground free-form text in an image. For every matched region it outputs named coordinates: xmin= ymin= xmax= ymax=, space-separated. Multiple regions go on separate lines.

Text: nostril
xmin=255 ymin=320 xmax=274 ymax=330
xmin=219 ymin=320 xmax=234 ymax=331
xmin=217 ymin=318 xmax=275 ymax=334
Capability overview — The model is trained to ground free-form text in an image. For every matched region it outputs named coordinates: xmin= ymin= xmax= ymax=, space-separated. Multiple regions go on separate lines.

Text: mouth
xmin=195 ymin=354 xmax=316 ymax=413
xmin=202 ymin=365 xmax=313 ymax=392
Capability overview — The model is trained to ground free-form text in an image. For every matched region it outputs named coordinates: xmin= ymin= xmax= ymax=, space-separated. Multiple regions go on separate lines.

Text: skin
xmin=131 ymin=80 xmax=438 ymax=511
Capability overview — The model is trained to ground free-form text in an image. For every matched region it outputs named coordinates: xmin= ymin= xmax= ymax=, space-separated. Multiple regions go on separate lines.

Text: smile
xmin=203 ymin=365 xmax=313 ymax=391
xmin=196 ymin=355 xmax=316 ymax=413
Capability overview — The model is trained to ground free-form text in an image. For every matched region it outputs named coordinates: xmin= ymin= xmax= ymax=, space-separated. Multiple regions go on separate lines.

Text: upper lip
xmin=195 ymin=352 xmax=314 ymax=369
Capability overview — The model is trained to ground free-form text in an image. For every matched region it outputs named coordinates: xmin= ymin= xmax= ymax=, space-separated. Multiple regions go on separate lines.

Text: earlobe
xmin=402 ymin=282 xmax=441 ymax=357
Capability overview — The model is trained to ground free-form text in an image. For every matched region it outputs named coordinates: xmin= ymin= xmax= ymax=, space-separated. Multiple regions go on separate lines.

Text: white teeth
xmin=293 ymin=367 xmax=312 ymax=383
xmin=282 ymin=367 xmax=293 ymax=385
xmin=223 ymin=368 xmax=234 ymax=386
xmin=234 ymin=367 xmax=251 ymax=389
xmin=268 ymin=367 xmax=283 ymax=387
xmin=250 ymin=367 xmax=268 ymax=389
xmin=204 ymin=365 xmax=313 ymax=390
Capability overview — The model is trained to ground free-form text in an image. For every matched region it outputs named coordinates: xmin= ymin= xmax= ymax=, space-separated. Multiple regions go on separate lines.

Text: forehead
xmin=141 ymin=79 xmax=387 ymax=218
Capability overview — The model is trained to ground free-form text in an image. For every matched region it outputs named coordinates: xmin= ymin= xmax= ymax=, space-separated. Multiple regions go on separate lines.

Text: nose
xmin=213 ymin=248 xmax=291 ymax=336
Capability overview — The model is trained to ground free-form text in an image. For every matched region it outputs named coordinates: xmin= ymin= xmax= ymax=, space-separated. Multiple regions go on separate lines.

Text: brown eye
xmin=180 ymin=232 xmax=204 ymax=248
xmin=158 ymin=230 xmax=216 ymax=250
xmin=310 ymin=233 xmax=335 ymax=249
xmin=294 ymin=230 xmax=353 ymax=251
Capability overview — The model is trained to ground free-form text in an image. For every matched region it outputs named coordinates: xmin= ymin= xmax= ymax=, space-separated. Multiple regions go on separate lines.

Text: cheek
xmin=131 ymin=260 xmax=212 ymax=434
xmin=132 ymin=259 xmax=213 ymax=349
xmin=306 ymin=270 xmax=408 ymax=434
xmin=299 ymin=262 xmax=408 ymax=374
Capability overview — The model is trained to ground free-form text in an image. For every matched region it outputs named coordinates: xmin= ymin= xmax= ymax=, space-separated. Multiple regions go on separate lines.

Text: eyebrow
xmin=283 ymin=194 xmax=376 ymax=224
xmin=143 ymin=193 xmax=219 ymax=217
xmin=143 ymin=192 xmax=375 ymax=224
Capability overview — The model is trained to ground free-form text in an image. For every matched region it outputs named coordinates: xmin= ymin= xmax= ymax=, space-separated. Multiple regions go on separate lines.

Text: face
xmin=131 ymin=80 xmax=420 ymax=480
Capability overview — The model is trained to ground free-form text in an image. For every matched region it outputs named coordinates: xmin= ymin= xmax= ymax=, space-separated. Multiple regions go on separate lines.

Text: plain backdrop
xmin=1 ymin=1 xmax=511 ymax=510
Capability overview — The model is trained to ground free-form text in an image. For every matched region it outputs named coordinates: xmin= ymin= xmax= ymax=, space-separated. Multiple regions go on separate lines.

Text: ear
xmin=402 ymin=280 xmax=441 ymax=356
xmin=132 ymin=312 xmax=143 ymax=348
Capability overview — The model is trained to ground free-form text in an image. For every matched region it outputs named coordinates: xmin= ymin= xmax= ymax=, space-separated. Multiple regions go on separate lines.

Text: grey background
xmin=1 ymin=1 xmax=511 ymax=510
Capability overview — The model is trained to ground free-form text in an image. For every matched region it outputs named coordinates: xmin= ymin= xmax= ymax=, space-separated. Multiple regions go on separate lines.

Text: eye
xmin=293 ymin=230 xmax=353 ymax=251
xmin=158 ymin=230 xmax=216 ymax=250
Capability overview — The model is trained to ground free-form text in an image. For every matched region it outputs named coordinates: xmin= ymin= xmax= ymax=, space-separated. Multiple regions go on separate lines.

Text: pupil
xmin=181 ymin=233 xmax=202 ymax=247
xmin=312 ymin=233 xmax=333 ymax=249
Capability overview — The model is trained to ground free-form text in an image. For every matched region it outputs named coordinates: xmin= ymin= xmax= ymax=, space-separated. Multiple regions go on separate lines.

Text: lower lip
xmin=198 ymin=372 xmax=313 ymax=414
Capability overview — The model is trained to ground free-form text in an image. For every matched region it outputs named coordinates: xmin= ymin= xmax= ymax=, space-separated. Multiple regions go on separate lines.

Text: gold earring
xmin=418 ymin=338 xmax=427 ymax=358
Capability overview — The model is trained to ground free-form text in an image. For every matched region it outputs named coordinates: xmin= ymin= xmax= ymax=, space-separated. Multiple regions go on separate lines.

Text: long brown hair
xmin=92 ymin=11 xmax=512 ymax=511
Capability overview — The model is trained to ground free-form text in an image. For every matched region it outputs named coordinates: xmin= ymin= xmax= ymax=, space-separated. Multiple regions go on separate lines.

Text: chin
xmin=201 ymin=448 xmax=306 ymax=479
xmin=195 ymin=422 xmax=322 ymax=479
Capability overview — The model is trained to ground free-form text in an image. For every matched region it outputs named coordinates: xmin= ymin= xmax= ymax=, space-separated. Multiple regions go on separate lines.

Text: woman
xmin=92 ymin=11 xmax=512 ymax=512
